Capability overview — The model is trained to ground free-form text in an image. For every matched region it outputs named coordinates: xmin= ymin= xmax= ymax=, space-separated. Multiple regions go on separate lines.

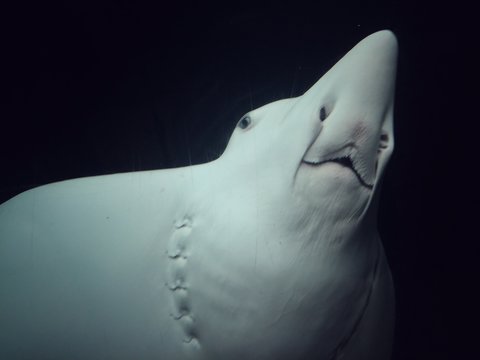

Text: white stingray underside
xmin=0 ymin=30 xmax=398 ymax=360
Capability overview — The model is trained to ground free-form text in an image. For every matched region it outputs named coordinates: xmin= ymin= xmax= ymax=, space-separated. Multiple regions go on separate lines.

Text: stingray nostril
xmin=319 ymin=106 xmax=327 ymax=121
xmin=379 ymin=132 xmax=389 ymax=149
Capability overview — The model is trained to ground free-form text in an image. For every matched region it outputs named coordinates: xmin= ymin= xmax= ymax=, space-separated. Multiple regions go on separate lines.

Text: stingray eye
xmin=319 ymin=106 xmax=328 ymax=121
xmin=237 ymin=115 xmax=251 ymax=129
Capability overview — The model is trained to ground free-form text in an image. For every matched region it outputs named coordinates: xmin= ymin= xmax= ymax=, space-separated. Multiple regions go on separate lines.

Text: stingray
xmin=0 ymin=30 xmax=398 ymax=360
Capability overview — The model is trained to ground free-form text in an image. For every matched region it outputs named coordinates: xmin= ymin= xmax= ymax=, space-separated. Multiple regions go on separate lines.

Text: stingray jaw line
xmin=301 ymin=155 xmax=374 ymax=190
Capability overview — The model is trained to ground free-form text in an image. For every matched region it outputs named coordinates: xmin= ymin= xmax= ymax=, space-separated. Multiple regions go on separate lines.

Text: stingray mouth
xmin=301 ymin=155 xmax=374 ymax=189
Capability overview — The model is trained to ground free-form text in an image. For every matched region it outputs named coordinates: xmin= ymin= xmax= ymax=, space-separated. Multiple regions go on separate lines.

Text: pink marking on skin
xmin=351 ymin=121 xmax=368 ymax=141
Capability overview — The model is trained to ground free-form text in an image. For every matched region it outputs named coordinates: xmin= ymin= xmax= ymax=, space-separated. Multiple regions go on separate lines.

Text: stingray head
xmin=221 ymin=30 xmax=398 ymax=224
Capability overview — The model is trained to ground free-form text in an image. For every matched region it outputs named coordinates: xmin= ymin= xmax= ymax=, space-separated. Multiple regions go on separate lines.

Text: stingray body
xmin=0 ymin=31 xmax=397 ymax=359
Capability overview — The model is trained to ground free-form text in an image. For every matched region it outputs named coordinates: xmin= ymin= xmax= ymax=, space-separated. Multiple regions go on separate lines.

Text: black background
xmin=0 ymin=1 xmax=477 ymax=359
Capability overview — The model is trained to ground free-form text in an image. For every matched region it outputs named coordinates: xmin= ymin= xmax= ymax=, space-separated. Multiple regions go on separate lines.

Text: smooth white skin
xmin=0 ymin=30 xmax=397 ymax=360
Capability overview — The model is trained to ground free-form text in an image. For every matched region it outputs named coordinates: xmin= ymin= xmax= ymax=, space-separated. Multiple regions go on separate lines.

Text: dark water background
xmin=0 ymin=1 xmax=476 ymax=358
